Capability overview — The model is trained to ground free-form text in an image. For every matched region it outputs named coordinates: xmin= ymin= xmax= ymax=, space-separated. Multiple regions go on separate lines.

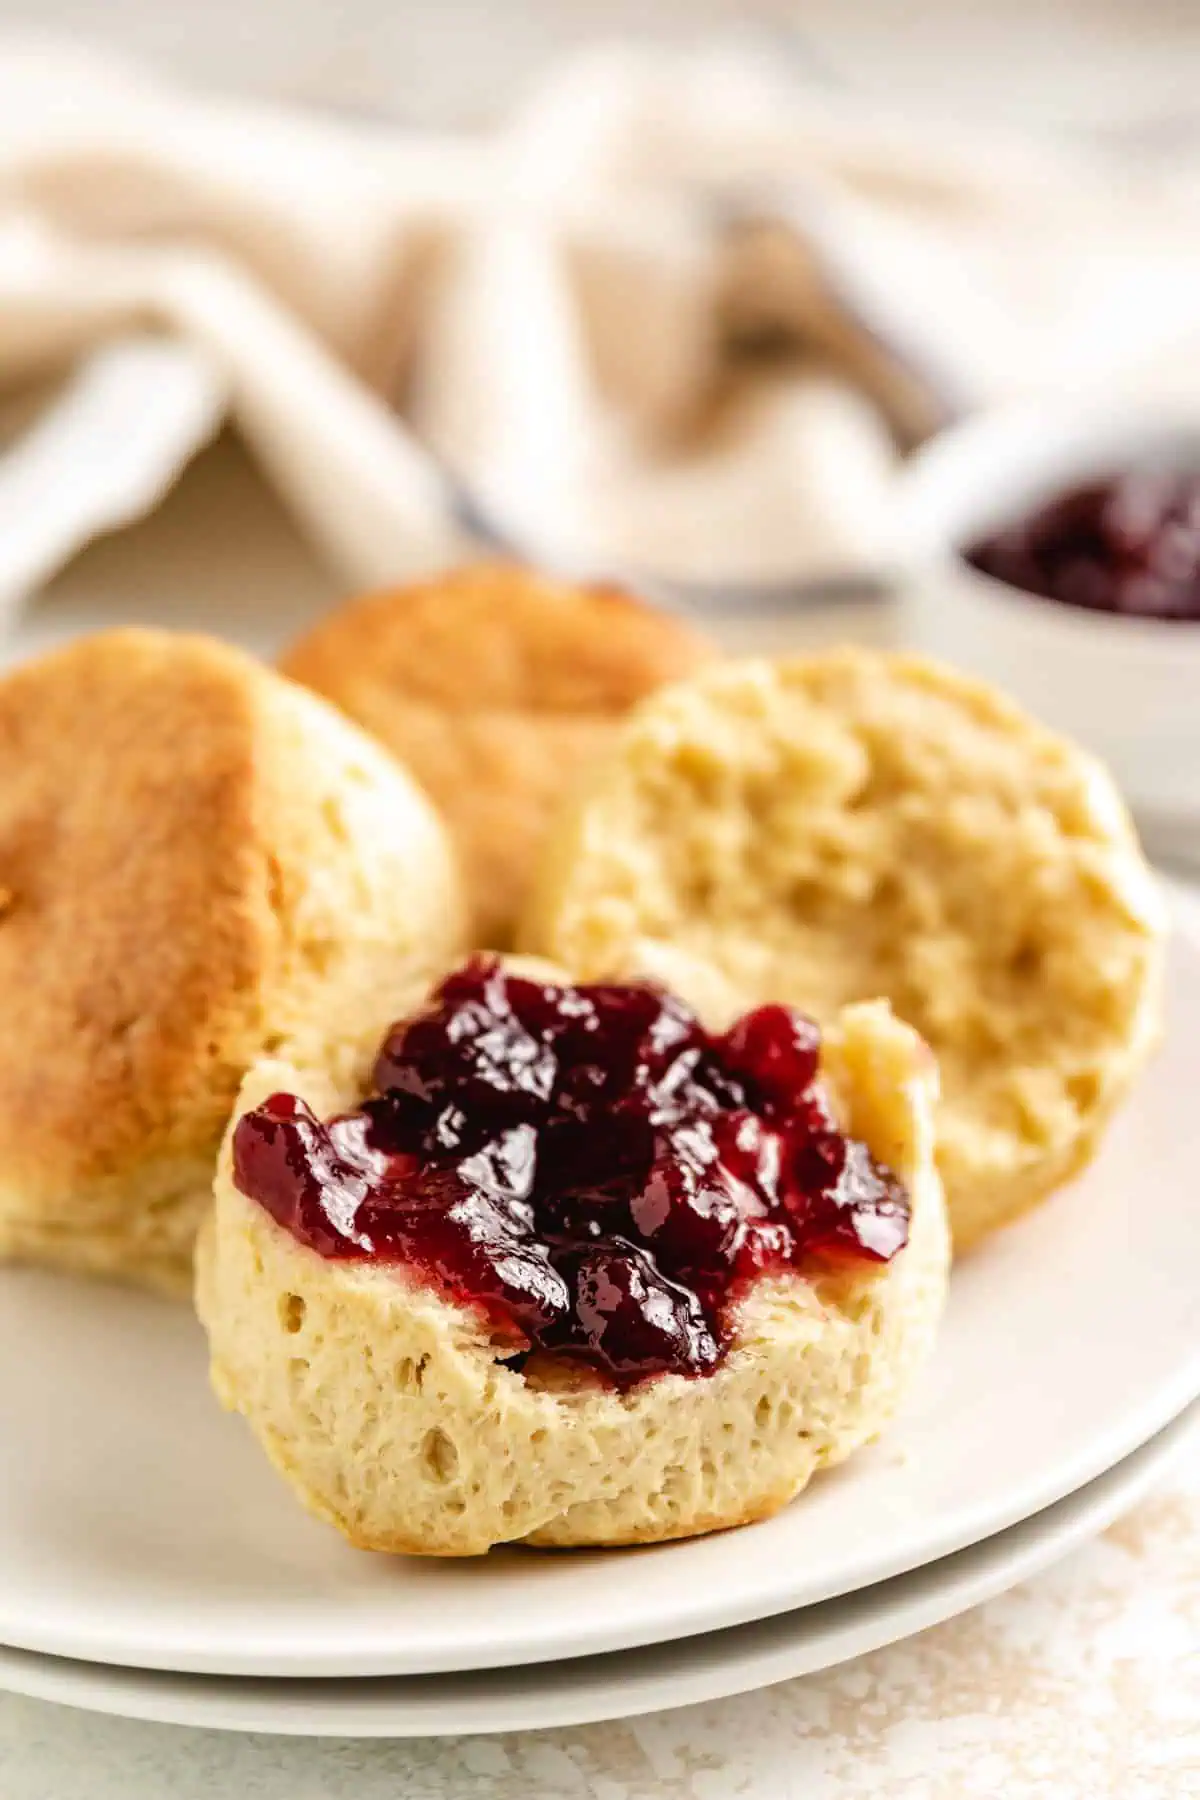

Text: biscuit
xmin=0 ymin=629 xmax=465 ymax=1294
xmin=521 ymin=650 xmax=1166 ymax=1250
xmin=278 ymin=562 xmax=716 ymax=947
xmin=196 ymin=984 xmax=947 ymax=1554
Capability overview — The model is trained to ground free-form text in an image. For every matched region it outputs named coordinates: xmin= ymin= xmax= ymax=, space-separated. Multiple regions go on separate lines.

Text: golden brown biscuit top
xmin=0 ymin=630 xmax=292 ymax=1198
xmin=281 ymin=562 xmax=713 ymax=716
xmin=280 ymin=563 xmax=716 ymax=948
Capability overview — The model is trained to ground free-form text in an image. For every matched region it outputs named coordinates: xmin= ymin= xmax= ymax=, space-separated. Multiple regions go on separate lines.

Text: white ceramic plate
xmin=0 ymin=1400 xmax=1193 ymax=1738
xmin=0 ymin=905 xmax=1196 ymax=1680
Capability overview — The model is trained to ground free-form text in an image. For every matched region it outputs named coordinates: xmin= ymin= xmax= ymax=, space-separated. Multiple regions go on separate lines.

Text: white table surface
xmin=0 ymin=434 xmax=1196 ymax=1798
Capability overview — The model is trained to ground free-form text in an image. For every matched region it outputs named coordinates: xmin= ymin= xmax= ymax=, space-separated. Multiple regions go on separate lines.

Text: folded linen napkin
xmin=1 ymin=34 xmax=1200 ymax=617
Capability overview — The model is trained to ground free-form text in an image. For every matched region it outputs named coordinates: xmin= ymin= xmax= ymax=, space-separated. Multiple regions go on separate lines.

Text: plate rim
xmin=0 ymin=898 xmax=1196 ymax=1680
xmin=0 ymin=1397 xmax=1193 ymax=1738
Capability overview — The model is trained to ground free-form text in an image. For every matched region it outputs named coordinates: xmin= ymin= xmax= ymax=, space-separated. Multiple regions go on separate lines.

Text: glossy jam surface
xmin=967 ymin=472 xmax=1200 ymax=621
xmin=233 ymin=960 xmax=910 ymax=1388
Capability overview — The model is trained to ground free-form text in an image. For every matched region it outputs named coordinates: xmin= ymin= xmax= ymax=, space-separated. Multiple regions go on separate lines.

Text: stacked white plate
xmin=1 ymin=547 xmax=1197 ymax=1739
xmin=0 ymin=907 xmax=1196 ymax=1736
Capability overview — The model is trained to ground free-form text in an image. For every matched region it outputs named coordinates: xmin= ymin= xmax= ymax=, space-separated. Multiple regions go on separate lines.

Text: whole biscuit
xmin=0 ymin=629 xmax=465 ymax=1294
xmin=521 ymin=649 xmax=1166 ymax=1250
xmin=279 ymin=562 xmax=716 ymax=947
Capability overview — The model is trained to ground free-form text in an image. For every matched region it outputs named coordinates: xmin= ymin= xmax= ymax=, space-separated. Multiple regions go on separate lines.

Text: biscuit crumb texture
xmin=521 ymin=651 xmax=1166 ymax=1250
xmin=279 ymin=562 xmax=715 ymax=948
xmin=196 ymin=997 xmax=947 ymax=1554
xmin=0 ymin=630 xmax=465 ymax=1295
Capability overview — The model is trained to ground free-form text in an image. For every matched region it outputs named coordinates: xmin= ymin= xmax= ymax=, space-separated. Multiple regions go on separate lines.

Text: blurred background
xmin=20 ymin=0 xmax=1200 ymax=137
xmin=4 ymin=0 xmax=1200 ymax=859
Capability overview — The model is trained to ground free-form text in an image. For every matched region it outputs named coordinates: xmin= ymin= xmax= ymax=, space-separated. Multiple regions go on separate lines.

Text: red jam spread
xmin=232 ymin=959 xmax=910 ymax=1389
xmin=966 ymin=471 xmax=1200 ymax=621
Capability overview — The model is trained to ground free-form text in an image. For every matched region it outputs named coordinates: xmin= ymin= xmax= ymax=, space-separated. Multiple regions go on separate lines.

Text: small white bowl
xmin=897 ymin=401 xmax=1200 ymax=858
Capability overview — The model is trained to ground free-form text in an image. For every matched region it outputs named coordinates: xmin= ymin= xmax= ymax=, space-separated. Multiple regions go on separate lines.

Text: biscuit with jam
xmin=197 ymin=957 xmax=947 ymax=1553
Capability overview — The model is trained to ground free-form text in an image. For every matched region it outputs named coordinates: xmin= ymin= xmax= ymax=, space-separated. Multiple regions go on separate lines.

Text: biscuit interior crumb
xmin=523 ymin=651 xmax=1166 ymax=1248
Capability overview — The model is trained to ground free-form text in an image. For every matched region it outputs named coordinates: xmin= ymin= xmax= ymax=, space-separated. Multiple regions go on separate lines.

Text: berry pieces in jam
xmin=967 ymin=471 xmax=1200 ymax=621
xmin=233 ymin=958 xmax=910 ymax=1389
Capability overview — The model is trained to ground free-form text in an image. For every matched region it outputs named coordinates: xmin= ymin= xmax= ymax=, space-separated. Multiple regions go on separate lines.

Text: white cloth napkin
xmin=2 ymin=34 xmax=1200 ymax=615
